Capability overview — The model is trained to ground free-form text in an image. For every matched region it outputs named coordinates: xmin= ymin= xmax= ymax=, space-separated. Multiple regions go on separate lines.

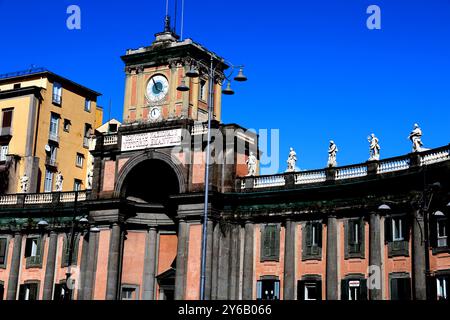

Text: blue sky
xmin=1 ymin=0 xmax=449 ymax=174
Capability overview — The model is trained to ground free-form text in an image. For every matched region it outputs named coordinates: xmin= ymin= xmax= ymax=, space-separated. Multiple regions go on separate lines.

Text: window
xmin=24 ymin=236 xmax=42 ymax=268
xmin=49 ymin=113 xmax=60 ymax=142
xmin=108 ymin=123 xmax=118 ymax=133
xmin=436 ymin=275 xmax=449 ymax=300
xmin=390 ymin=276 xmax=411 ymax=300
xmin=0 ymin=282 xmax=4 ymax=301
xmin=1 ymin=108 xmax=13 ymax=136
xmin=52 ymin=82 xmax=62 ymax=104
xmin=341 ymin=278 xmax=367 ymax=300
xmin=0 ymin=238 xmax=7 ymax=266
xmin=0 ymin=145 xmax=8 ymax=162
xmin=121 ymin=286 xmax=137 ymax=300
xmin=385 ymin=216 xmax=409 ymax=257
xmin=74 ymin=179 xmax=82 ymax=191
xmin=84 ymin=98 xmax=91 ymax=112
xmin=62 ymin=234 xmax=79 ymax=267
xmin=199 ymin=79 xmax=207 ymax=101
xmin=18 ymin=283 xmax=39 ymax=300
xmin=297 ymin=279 xmax=322 ymax=300
xmin=260 ymin=224 xmax=280 ymax=261
xmin=76 ymin=153 xmax=84 ymax=168
xmin=346 ymin=218 xmax=365 ymax=258
xmin=53 ymin=283 xmax=72 ymax=301
xmin=303 ymin=221 xmax=322 ymax=260
xmin=63 ymin=119 xmax=71 ymax=132
xmin=437 ymin=218 xmax=448 ymax=248
xmin=44 ymin=169 xmax=53 ymax=192
xmin=256 ymin=279 xmax=280 ymax=300
xmin=83 ymin=124 xmax=92 ymax=147
xmin=13 ymin=83 xmax=21 ymax=89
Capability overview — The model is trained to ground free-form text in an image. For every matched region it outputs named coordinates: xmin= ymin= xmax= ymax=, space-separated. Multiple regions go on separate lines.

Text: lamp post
xmin=177 ymin=57 xmax=247 ymax=299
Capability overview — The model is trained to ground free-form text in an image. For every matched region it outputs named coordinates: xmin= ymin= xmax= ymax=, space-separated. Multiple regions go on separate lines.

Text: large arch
xmin=115 ymin=150 xmax=187 ymax=198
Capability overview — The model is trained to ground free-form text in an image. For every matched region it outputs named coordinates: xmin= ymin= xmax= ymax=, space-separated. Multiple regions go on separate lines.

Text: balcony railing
xmin=103 ymin=134 xmax=118 ymax=146
xmin=0 ymin=127 xmax=12 ymax=137
xmin=0 ymin=191 xmax=88 ymax=207
xmin=48 ymin=132 xmax=59 ymax=143
xmin=45 ymin=156 xmax=58 ymax=168
xmin=52 ymin=94 xmax=62 ymax=105
xmin=239 ymin=144 xmax=450 ymax=191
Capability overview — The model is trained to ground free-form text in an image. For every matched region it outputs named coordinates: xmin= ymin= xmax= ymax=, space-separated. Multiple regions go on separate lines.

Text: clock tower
xmin=121 ymin=18 xmax=228 ymax=124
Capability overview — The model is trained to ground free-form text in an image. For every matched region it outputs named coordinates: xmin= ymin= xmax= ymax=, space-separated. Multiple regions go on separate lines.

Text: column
xmin=77 ymin=234 xmax=90 ymax=300
xmin=106 ymin=223 xmax=122 ymax=300
xmin=283 ymin=219 xmax=296 ymax=300
xmin=83 ymin=231 xmax=99 ymax=300
xmin=242 ymin=222 xmax=254 ymax=300
xmin=369 ymin=212 xmax=382 ymax=300
xmin=326 ymin=216 xmax=338 ymax=300
xmin=175 ymin=220 xmax=188 ymax=300
xmin=228 ymin=224 xmax=241 ymax=299
xmin=6 ymin=232 xmax=23 ymax=300
xmin=217 ymin=225 xmax=231 ymax=299
xmin=42 ymin=231 xmax=58 ymax=300
xmin=211 ymin=222 xmax=220 ymax=300
xmin=142 ymin=227 xmax=157 ymax=300
xmin=412 ymin=209 xmax=427 ymax=300
xmin=204 ymin=220 xmax=214 ymax=300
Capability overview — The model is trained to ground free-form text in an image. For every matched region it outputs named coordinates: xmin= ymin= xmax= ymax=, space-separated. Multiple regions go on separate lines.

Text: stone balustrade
xmin=0 ymin=191 xmax=88 ymax=207
xmin=103 ymin=134 xmax=118 ymax=146
xmin=239 ymin=144 xmax=450 ymax=191
xmin=191 ymin=123 xmax=208 ymax=136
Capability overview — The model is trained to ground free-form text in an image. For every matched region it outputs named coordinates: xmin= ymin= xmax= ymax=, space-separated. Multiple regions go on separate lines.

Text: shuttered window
xmin=297 ymin=280 xmax=322 ymax=300
xmin=390 ymin=277 xmax=411 ymax=300
xmin=303 ymin=222 xmax=322 ymax=259
xmin=1 ymin=109 xmax=12 ymax=128
xmin=260 ymin=224 xmax=280 ymax=261
xmin=385 ymin=216 xmax=409 ymax=257
xmin=24 ymin=237 xmax=43 ymax=268
xmin=62 ymin=234 xmax=80 ymax=267
xmin=0 ymin=238 xmax=7 ymax=265
xmin=346 ymin=218 xmax=365 ymax=258
xmin=18 ymin=283 xmax=39 ymax=300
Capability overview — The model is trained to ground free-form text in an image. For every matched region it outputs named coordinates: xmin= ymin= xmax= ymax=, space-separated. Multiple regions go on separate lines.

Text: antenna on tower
xmin=173 ymin=0 xmax=178 ymax=34
xmin=180 ymin=0 xmax=185 ymax=40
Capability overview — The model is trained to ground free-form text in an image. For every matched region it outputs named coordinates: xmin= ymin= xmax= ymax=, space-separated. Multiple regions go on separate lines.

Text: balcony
xmin=48 ymin=132 xmax=59 ymax=143
xmin=0 ymin=127 xmax=12 ymax=137
xmin=0 ymin=190 xmax=89 ymax=208
xmin=52 ymin=94 xmax=62 ymax=106
xmin=45 ymin=156 xmax=58 ymax=169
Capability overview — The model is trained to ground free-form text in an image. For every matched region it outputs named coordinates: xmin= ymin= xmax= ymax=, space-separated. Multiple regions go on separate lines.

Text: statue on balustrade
xmin=408 ymin=123 xmax=427 ymax=153
xmin=368 ymin=133 xmax=381 ymax=161
xmin=87 ymin=169 xmax=93 ymax=190
xmin=55 ymin=171 xmax=64 ymax=192
xmin=20 ymin=174 xmax=29 ymax=193
xmin=327 ymin=140 xmax=338 ymax=168
xmin=286 ymin=147 xmax=297 ymax=172
xmin=246 ymin=152 xmax=257 ymax=176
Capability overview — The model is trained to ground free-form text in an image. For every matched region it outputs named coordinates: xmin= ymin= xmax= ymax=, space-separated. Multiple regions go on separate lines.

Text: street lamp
xmin=378 ymin=204 xmax=391 ymax=211
xmin=177 ymin=57 xmax=247 ymax=300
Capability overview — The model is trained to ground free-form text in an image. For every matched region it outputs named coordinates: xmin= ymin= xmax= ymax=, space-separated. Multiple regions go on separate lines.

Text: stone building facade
xmin=0 ymin=26 xmax=449 ymax=301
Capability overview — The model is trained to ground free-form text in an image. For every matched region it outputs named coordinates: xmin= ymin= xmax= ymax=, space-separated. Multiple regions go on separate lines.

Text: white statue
xmin=327 ymin=140 xmax=338 ymax=168
xmin=368 ymin=133 xmax=381 ymax=161
xmin=408 ymin=123 xmax=427 ymax=152
xmin=246 ymin=152 xmax=257 ymax=176
xmin=286 ymin=147 xmax=297 ymax=172
xmin=87 ymin=169 xmax=93 ymax=190
xmin=55 ymin=171 xmax=64 ymax=192
xmin=20 ymin=174 xmax=29 ymax=193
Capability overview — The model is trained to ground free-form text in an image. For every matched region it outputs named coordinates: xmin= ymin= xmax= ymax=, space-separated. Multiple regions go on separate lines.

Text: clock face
xmin=146 ymin=75 xmax=169 ymax=102
xmin=149 ymin=106 xmax=161 ymax=121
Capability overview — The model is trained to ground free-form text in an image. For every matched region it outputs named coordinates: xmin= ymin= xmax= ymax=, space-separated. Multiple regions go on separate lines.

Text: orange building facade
xmin=0 ymin=25 xmax=449 ymax=301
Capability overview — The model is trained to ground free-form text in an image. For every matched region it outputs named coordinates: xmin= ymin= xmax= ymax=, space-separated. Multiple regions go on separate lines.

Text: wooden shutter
xmin=273 ymin=225 xmax=280 ymax=260
xmin=316 ymin=222 xmax=322 ymax=248
xmin=256 ymin=281 xmax=262 ymax=300
xmin=341 ymin=279 xmax=349 ymax=300
xmin=297 ymin=281 xmax=305 ymax=300
xmin=402 ymin=278 xmax=411 ymax=300
xmin=360 ymin=279 xmax=368 ymax=300
xmin=29 ymin=283 xmax=38 ymax=300
xmin=348 ymin=220 xmax=355 ymax=244
xmin=1 ymin=110 xmax=12 ymax=128
xmin=390 ymin=278 xmax=399 ymax=300
xmin=403 ymin=217 xmax=410 ymax=242
xmin=385 ymin=217 xmax=392 ymax=243
xmin=18 ymin=284 xmax=26 ymax=300
xmin=24 ymin=239 xmax=32 ymax=258
xmin=429 ymin=217 xmax=438 ymax=248
xmin=0 ymin=238 xmax=6 ymax=264
xmin=427 ymin=276 xmax=437 ymax=300
xmin=0 ymin=283 xmax=4 ymax=301
xmin=316 ymin=280 xmax=323 ymax=300
xmin=274 ymin=281 xmax=280 ymax=300
xmin=305 ymin=223 xmax=312 ymax=247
